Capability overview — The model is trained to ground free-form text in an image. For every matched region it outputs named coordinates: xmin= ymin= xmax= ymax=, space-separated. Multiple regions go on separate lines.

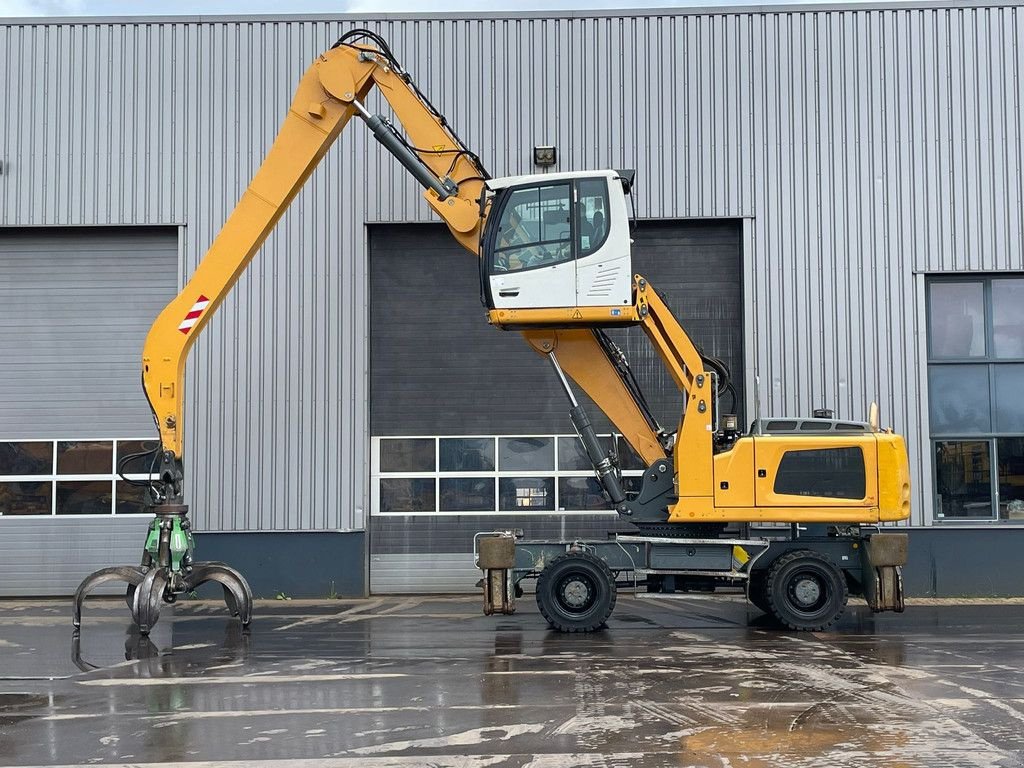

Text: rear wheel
xmin=747 ymin=572 xmax=771 ymax=614
xmin=536 ymin=551 xmax=616 ymax=633
xmin=765 ymin=550 xmax=848 ymax=631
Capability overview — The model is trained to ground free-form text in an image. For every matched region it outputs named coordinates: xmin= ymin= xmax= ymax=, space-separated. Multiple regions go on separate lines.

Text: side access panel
xmin=753 ymin=435 xmax=878 ymax=510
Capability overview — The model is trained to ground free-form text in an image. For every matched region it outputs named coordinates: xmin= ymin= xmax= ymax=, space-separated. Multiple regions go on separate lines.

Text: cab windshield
xmin=492 ymin=183 xmax=572 ymax=272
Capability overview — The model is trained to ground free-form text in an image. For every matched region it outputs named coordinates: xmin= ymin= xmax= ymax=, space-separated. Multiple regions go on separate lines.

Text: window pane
xmin=57 ymin=441 xmax=112 ymax=475
xmin=0 ymin=442 xmax=52 ymax=476
xmin=499 ymin=437 xmax=554 ymax=471
xmin=379 ymin=478 xmax=435 ymax=513
xmin=577 ymin=178 xmax=610 ymax=257
xmin=0 ymin=481 xmax=52 ymax=515
xmin=994 ymin=365 xmax=1024 ymax=433
xmin=929 ymin=281 xmax=985 ymax=358
xmin=380 ymin=439 xmax=435 ymax=473
xmin=616 ymin=437 xmax=646 ymax=471
xmin=115 ymin=481 xmax=150 ymax=515
xmin=439 ymin=438 xmax=495 ymax=472
xmin=499 ymin=477 xmax=554 ymax=511
xmin=928 ymin=365 xmax=991 ymax=434
xmin=56 ymin=480 xmax=112 ymax=515
xmin=116 ymin=440 xmax=161 ymax=476
xmin=494 ymin=183 xmax=572 ymax=272
xmin=934 ymin=440 xmax=993 ymax=519
xmin=439 ymin=478 xmax=494 ymax=512
xmin=992 ymin=278 xmax=1024 ymax=358
xmin=773 ymin=447 xmax=866 ymax=499
xmin=997 ymin=438 xmax=1024 ymax=521
xmin=557 ymin=435 xmax=613 ymax=471
xmin=558 ymin=477 xmax=610 ymax=511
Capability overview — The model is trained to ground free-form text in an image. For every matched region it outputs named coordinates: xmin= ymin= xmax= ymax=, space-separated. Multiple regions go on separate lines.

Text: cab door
xmin=574 ymin=177 xmax=633 ymax=307
xmin=488 ymin=182 xmax=576 ymax=310
xmin=753 ymin=435 xmax=878 ymax=509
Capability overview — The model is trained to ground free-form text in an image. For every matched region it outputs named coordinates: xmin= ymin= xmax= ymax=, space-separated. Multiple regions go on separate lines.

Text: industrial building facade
xmin=1 ymin=3 xmax=1022 ymax=598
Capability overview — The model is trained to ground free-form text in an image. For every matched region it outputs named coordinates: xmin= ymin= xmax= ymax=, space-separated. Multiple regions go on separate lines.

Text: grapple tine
xmin=72 ymin=566 xmax=147 ymax=629
xmin=186 ymin=562 xmax=254 ymax=628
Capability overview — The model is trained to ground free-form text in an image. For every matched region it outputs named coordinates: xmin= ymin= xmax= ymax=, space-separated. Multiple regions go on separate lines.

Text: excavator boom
xmin=144 ymin=32 xmax=488 ymax=464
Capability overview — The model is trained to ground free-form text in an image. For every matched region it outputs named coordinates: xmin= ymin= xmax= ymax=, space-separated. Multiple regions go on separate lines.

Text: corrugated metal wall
xmin=2 ymin=4 xmax=1022 ymax=528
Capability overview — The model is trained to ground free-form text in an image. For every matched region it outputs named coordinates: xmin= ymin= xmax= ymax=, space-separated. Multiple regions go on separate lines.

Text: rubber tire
xmin=747 ymin=572 xmax=772 ymax=614
xmin=765 ymin=549 xmax=848 ymax=631
xmin=536 ymin=551 xmax=617 ymax=633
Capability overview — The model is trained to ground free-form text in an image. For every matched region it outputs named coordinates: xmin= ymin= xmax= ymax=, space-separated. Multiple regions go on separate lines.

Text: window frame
xmin=489 ymin=181 xmax=575 ymax=275
xmin=0 ymin=438 xmax=158 ymax=517
xmin=926 ymin=274 xmax=1024 ymax=522
xmin=371 ymin=434 xmax=645 ymax=516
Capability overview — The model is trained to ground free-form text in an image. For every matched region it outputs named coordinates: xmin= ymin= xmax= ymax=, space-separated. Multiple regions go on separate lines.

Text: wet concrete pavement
xmin=1 ymin=595 xmax=1023 ymax=767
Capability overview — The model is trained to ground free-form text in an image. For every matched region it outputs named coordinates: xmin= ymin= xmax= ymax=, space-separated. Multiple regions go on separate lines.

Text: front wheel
xmin=536 ymin=550 xmax=616 ymax=633
xmin=765 ymin=550 xmax=848 ymax=631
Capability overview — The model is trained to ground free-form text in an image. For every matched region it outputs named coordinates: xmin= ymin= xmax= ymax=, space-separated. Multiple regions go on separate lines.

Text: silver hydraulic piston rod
xmin=547 ymin=352 xmax=628 ymax=511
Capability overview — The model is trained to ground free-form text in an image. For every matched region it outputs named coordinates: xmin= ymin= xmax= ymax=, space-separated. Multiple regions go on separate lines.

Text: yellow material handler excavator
xmin=72 ymin=30 xmax=911 ymax=635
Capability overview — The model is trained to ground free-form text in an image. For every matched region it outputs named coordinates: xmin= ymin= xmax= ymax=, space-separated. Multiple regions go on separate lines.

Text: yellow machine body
xmin=138 ymin=33 xmax=911 ymax=528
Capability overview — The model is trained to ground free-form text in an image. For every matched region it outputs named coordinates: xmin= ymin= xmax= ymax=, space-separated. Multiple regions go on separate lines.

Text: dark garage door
xmin=369 ymin=220 xmax=742 ymax=593
xmin=0 ymin=227 xmax=178 ymax=595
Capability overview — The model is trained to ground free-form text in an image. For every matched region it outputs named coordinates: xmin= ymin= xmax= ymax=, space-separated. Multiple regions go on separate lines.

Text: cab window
xmin=493 ymin=183 xmax=572 ymax=272
xmin=576 ymin=178 xmax=610 ymax=257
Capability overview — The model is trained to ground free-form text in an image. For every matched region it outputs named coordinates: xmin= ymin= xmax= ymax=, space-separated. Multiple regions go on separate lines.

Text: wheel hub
xmin=792 ymin=576 xmax=822 ymax=607
xmin=561 ymin=578 xmax=591 ymax=608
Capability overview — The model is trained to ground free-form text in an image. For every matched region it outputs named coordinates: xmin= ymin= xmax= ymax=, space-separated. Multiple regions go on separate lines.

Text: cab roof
xmin=485 ymin=169 xmax=619 ymax=191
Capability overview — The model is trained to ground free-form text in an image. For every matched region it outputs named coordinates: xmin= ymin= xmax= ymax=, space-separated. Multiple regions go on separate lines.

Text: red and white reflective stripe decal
xmin=178 ymin=295 xmax=210 ymax=334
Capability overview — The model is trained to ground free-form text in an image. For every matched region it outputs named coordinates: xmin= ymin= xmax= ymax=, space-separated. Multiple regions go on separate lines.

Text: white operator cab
xmin=480 ymin=170 xmax=635 ymax=312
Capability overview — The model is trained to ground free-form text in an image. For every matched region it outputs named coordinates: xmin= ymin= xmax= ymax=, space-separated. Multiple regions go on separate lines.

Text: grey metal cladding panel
xmin=370 ymin=552 xmax=478 ymax=595
xmin=369 ymin=220 xmax=743 ymax=437
xmin=0 ymin=517 xmax=151 ymax=596
xmin=370 ymin=513 xmax=632 ymax=555
xmin=0 ymin=228 xmax=177 ymax=439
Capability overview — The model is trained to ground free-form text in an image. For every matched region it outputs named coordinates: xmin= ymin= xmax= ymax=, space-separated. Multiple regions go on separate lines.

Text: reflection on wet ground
xmin=1 ymin=595 xmax=1023 ymax=767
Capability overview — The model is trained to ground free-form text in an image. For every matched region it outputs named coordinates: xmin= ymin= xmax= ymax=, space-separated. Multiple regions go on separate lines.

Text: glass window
xmin=380 ymin=439 xmax=435 ymax=473
xmin=928 ymin=365 xmax=991 ymax=434
xmin=934 ymin=440 xmax=993 ymax=519
xmin=115 ymin=481 xmax=150 ymax=515
xmin=56 ymin=480 xmax=112 ymax=515
xmin=992 ymin=278 xmax=1024 ymax=358
xmin=0 ymin=442 xmax=52 ymax=476
xmin=557 ymin=435 xmax=613 ymax=471
xmin=576 ymin=178 xmax=610 ymax=257
xmin=116 ymin=439 xmax=161 ymax=474
xmin=379 ymin=478 xmax=435 ymax=513
xmin=57 ymin=441 xmax=112 ymax=474
xmin=929 ymin=281 xmax=986 ymax=358
xmin=439 ymin=438 xmax=495 ymax=472
xmin=773 ymin=447 xmax=866 ymax=500
xmin=997 ymin=438 xmax=1024 ymax=521
xmin=499 ymin=477 xmax=555 ymax=511
xmin=439 ymin=478 xmax=494 ymax=512
xmin=498 ymin=437 xmax=554 ymax=471
xmin=558 ymin=477 xmax=609 ymax=511
xmin=615 ymin=437 xmax=646 ymax=471
xmin=0 ymin=481 xmax=52 ymax=515
xmin=994 ymin=365 xmax=1024 ymax=433
xmin=493 ymin=183 xmax=572 ymax=272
